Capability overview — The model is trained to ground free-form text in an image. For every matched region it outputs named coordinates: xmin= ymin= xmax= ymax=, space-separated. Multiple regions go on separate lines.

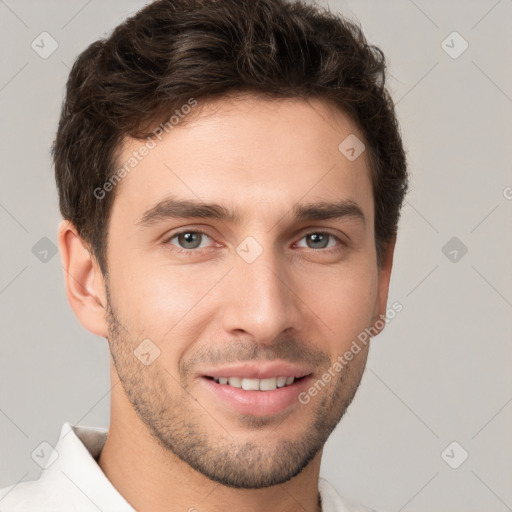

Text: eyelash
xmin=163 ymin=230 xmax=346 ymax=256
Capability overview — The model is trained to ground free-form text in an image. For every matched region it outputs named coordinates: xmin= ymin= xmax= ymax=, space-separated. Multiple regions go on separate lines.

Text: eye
xmin=295 ymin=232 xmax=343 ymax=251
xmin=165 ymin=231 xmax=214 ymax=251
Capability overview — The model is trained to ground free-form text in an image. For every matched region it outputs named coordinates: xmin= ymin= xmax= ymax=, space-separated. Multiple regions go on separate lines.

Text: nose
xmin=220 ymin=244 xmax=304 ymax=344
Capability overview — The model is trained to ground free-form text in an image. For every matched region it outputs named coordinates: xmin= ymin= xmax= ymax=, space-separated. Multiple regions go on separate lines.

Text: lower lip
xmin=199 ymin=376 xmax=313 ymax=416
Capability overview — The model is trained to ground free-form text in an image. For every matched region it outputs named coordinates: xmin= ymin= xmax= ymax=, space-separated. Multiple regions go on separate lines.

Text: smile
xmin=207 ymin=375 xmax=305 ymax=391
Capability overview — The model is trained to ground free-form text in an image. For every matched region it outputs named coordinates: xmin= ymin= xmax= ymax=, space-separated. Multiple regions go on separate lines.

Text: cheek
xmin=305 ymin=262 xmax=378 ymax=351
xmin=109 ymin=258 xmax=220 ymax=343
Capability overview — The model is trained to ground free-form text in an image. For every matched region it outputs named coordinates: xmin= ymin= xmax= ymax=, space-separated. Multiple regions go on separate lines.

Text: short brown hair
xmin=53 ymin=0 xmax=408 ymax=274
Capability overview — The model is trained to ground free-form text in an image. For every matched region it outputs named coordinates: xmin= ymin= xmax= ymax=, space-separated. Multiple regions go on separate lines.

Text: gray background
xmin=1 ymin=1 xmax=511 ymax=511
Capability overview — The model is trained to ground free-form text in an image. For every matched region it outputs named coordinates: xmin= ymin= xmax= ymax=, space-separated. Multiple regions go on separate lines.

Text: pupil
xmin=308 ymin=233 xmax=327 ymax=249
xmin=180 ymin=232 xmax=201 ymax=249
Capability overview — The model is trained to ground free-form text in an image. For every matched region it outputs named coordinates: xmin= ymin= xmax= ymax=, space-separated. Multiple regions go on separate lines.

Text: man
xmin=0 ymin=0 xmax=408 ymax=510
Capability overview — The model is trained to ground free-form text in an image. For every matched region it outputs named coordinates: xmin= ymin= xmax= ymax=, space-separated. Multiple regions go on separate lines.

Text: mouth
xmin=204 ymin=375 xmax=308 ymax=391
xmin=199 ymin=370 xmax=313 ymax=417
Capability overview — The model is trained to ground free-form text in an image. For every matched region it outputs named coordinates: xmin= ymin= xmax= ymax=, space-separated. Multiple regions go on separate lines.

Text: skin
xmin=58 ymin=94 xmax=395 ymax=512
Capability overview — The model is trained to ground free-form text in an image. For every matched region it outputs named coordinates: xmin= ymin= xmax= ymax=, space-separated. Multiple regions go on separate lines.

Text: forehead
xmin=110 ymin=95 xmax=373 ymax=226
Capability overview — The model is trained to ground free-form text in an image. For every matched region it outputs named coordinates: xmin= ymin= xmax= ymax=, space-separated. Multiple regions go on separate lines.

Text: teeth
xmin=276 ymin=376 xmax=287 ymax=388
xmin=228 ymin=377 xmax=242 ymax=388
xmin=216 ymin=376 xmax=297 ymax=390
xmin=259 ymin=377 xmax=277 ymax=391
xmin=241 ymin=378 xmax=260 ymax=390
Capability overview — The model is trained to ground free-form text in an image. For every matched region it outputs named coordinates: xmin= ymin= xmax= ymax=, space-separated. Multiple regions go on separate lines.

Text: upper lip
xmin=200 ymin=361 xmax=313 ymax=380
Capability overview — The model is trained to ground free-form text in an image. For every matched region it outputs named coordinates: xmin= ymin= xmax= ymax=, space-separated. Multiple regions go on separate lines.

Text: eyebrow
xmin=137 ymin=196 xmax=366 ymax=227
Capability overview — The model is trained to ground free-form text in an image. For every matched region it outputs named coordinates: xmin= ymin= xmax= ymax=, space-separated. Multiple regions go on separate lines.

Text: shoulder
xmin=0 ymin=472 xmax=109 ymax=512
xmin=0 ymin=477 xmax=87 ymax=512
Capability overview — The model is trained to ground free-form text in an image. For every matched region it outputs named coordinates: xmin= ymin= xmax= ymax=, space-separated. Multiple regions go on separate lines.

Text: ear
xmin=370 ymin=236 xmax=396 ymax=337
xmin=58 ymin=220 xmax=108 ymax=338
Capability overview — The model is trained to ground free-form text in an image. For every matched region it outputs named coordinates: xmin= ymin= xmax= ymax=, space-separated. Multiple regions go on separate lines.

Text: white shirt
xmin=0 ymin=423 xmax=379 ymax=512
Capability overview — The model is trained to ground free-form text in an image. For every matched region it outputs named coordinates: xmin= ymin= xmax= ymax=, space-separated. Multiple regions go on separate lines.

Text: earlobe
xmin=58 ymin=220 xmax=109 ymax=338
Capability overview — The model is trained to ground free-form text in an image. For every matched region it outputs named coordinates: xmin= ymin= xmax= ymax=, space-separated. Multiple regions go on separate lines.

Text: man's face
xmin=103 ymin=95 xmax=386 ymax=488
